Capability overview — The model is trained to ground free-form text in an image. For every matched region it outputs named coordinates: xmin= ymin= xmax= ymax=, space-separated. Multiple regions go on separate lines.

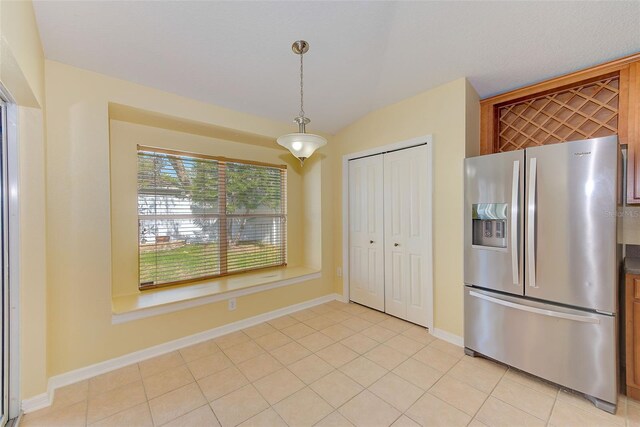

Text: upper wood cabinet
xmin=627 ymin=62 xmax=640 ymax=203
xmin=480 ymin=53 xmax=640 ymax=204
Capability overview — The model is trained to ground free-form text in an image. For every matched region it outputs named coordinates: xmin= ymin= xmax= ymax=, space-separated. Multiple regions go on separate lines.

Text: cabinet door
xmin=383 ymin=145 xmax=431 ymax=326
xmin=627 ymin=62 xmax=640 ymax=204
xmin=348 ymin=155 xmax=385 ymax=311
xmin=626 ymin=274 xmax=640 ymax=400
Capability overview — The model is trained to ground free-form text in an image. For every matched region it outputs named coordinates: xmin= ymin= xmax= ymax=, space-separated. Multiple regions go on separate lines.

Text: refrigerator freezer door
xmin=524 ymin=136 xmax=618 ymax=313
xmin=464 ymin=151 xmax=524 ymax=295
xmin=464 ymin=287 xmax=617 ymax=407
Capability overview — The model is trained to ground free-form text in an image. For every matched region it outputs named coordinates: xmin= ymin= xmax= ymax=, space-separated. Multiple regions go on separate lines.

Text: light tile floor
xmin=20 ymin=300 xmax=640 ymax=427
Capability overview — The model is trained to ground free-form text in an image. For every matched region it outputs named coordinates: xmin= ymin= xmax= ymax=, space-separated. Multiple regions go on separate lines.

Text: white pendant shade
xmin=277 ymin=132 xmax=327 ymax=161
xmin=277 ymin=40 xmax=326 ymax=165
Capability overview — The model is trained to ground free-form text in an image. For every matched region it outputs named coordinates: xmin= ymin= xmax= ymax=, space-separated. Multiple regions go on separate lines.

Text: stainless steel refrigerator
xmin=464 ymin=135 xmax=620 ymax=413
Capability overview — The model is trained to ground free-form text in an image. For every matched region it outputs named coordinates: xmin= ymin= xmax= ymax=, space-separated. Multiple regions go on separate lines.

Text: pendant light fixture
xmin=277 ymin=40 xmax=327 ymax=165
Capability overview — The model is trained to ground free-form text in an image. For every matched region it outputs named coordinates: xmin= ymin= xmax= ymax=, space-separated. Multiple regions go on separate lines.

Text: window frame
xmin=137 ymin=145 xmax=287 ymax=290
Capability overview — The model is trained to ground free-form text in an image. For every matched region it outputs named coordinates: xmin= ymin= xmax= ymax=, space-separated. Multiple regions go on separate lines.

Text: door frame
xmin=342 ymin=135 xmax=434 ymax=330
xmin=0 ymin=85 xmax=20 ymax=420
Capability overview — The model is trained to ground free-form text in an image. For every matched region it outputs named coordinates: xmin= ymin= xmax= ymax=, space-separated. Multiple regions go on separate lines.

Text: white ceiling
xmin=33 ymin=1 xmax=640 ymax=134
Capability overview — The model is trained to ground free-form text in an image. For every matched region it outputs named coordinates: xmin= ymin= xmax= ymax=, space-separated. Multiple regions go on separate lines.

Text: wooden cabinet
xmin=480 ymin=53 xmax=640 ymax=204
xmin=626 ymin=63 xmax=640 ymax=203
xmin=626 ymin=273 xmax=640 ymax=400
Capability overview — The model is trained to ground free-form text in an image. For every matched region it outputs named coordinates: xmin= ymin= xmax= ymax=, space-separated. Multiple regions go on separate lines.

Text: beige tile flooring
xmin=20 ymin=300 xmax=640 ymax=427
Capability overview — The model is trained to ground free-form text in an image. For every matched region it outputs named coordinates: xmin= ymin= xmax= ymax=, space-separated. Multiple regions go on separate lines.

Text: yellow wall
xmin=44 ymin=60 xmax=334 ymax=379
xmin=465 ymin=80 xmax=481 ymax=158
xmin=17 ymin=106 xmax=48 ymax=400
xmin=0 ymin=0 xmax=48 ymax=400
xmin=0 ymin=0 xmax=44 ymax=107
xmin=332 ymin=78 xmax=479 ymax=337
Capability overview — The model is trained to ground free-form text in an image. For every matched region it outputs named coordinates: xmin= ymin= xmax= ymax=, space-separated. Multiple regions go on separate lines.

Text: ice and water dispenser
xmin=472 ymin=203 xmax=507 ymax=248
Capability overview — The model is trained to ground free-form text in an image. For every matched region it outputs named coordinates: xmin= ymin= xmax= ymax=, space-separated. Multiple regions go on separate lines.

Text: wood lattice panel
xmin=497 ymin=76 xmax=620 ymax=152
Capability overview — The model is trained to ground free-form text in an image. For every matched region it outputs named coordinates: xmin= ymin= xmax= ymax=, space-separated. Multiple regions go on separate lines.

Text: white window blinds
xmin=137 ymin=147 xmax=287 ymax=289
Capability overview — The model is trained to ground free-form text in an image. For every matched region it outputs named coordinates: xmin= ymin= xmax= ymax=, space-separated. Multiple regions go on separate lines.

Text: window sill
xmin=111 ymin=266 xmax=321 ymax=324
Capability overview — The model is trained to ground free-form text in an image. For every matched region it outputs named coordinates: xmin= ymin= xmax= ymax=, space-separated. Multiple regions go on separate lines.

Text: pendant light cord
xmin=299 ymin=51 xmax=305 ymax=119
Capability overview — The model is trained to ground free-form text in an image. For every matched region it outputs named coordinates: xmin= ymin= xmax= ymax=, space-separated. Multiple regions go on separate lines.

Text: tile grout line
xmin=554 ymin=390 xmax=627 ymax=427
xmin=230 ymin=326 xmax=323 ymax=425
xmin=260 ymin=305 xmax=372 ymax=425
xmin=468 ymin=359 xmax=508 ymax=425
xmin=545 ymin=389 xmax=560 ymax=427
xmin=98 ymin=337 xmax=254 ymax=425
xmin=191 ymin=384 xmax=222 ymax=427
xmin=278 ymin=365 xmax=335 ymax=422
xmin=84 ymin=379 xmax=90 ymax=427
xmin=402 ymin=342 xmax=468 ymax=426
xmin=306 ymin=320 xmax=419 ymax=425
xmin=135 ymin=361 xmax=155 ymax=427
xmin=377 ymin=331 xmax=460 ymax=426
xmin=497 ymin=368 xmax=560 ymax=424
xmin=205 ymin=359 xmax=255 ymax=426
xmin=247 ymin=407 xmax=290 ymax=427
xmin=272 ymin=303 xmax=362 ymax=426
xmin=209 ymin=338 xmax=280 ymax=425
xmin=135 ymin=358 xmax=157 ymax=427
xmin=85 ymin=365 xmax=150 ymax=426
xmin=336 ymin=328 xmax=426 ymax=425
xmin=312 ymin=410 xmax=343 ymax=427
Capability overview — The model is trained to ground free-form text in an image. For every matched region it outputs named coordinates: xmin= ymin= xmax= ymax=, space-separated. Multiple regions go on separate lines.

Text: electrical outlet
xmin=336 ymin=267 xmax=342 ymax=277
xmin=228 ymin=298 xmax=237 ymax=311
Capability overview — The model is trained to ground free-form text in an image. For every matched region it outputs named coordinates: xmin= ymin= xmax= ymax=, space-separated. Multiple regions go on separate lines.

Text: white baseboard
xmin=431 ymin=328 xmax=464 ymax=347
xmin=21 ymin=292 xmax=342 ymax=413
xmin=21 ymin=392 xmax=51 ymax=414
xmin=334 ymin=293 xmax=348 ymax=303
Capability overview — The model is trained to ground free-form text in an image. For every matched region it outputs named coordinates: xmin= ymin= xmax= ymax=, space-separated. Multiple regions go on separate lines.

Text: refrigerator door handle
xmin=469 ymin=291 xmax=600 ymax=324
xmin=511 ymin=160 xmax=520 ymax=286
xmin=527 ymin=157 xmax=537 ymax=288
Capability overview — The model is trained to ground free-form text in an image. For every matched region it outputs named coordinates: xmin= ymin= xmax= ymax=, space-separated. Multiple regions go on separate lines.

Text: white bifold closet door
xmin=348 ymin=154 xmax=385 ymax=311
xmin=383 ymin=145 xmax=429 ymax=326
xmin=348 ymin=145 xmax=430 ymax=326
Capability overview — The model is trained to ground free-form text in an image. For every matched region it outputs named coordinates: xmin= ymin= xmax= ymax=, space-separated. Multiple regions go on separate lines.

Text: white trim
xmin=342 ymin=135 xmax=434 ymax=330
xmin=20 ymin=393 xmax=49 ymax=414
xmin=424 ymin=140 xmax=434 ymax=330
xmin=1 ymin=86 xmax=20 ymax=420
xmin=0 ymin=96 xmax=8 ymax=425
xmin=112 ymin=271 xmax=321 ymax=324
xmin=342 ymin=159 xmax=349 ymax=300
xmin=342 ymin=135 xmax=433 ymax=161
xmin=22 ymin=292 xmax=343 ymax=413
xmin=431 ymin=328 xmax=464 ymax=347
xmin=334 ymin=293 xmax=348 ymax=303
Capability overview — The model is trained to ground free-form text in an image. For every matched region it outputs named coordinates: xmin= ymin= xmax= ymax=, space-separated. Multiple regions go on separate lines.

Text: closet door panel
xmin=384 ymin=153 xmax=408 ymax=319
xmin=384 ymin=145 xmax=430 ymax=326
xmin=405 ymin=148 xmax=430 ymax=325
xmin=390 ymin=251 xmax=404 ymax=303
xmin=409 ymin=254 xmax=423 ymax=307
xmin=349 ymin=155 xmax=385 ymax=311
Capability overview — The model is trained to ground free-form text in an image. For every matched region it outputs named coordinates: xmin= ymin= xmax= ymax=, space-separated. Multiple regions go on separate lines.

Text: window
xmin=137 ymin=146 xmax=287 ymax=289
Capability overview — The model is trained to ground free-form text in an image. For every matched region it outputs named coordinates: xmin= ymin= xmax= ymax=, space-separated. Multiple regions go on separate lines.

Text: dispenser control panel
xmin=472 ymin=203 xmax=507 ymax=248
